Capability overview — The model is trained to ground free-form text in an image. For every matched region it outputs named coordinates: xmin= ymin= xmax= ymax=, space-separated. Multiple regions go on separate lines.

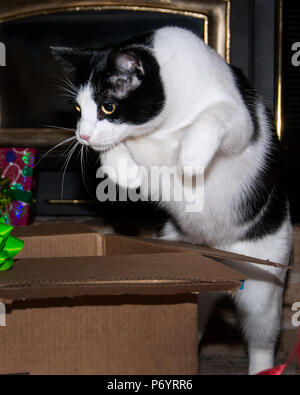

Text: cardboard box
xmin=279 ymin=224 xmax=300 ymax=358
xmin=293 ymin=224 xmax=300 ymax=271
xmin=0 ymin=222 xmax=250 ymax=375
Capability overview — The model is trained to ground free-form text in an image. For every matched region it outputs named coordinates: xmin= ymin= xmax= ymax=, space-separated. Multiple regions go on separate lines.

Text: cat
xmin=51 ymin=26 xmax=293 ymax=375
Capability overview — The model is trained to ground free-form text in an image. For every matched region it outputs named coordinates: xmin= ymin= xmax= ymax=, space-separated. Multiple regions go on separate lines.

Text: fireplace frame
xmin=0 ymin=0 xmax=230 ymax=147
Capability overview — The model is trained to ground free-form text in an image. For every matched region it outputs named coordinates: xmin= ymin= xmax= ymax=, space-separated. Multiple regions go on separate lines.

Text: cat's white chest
xmin=126 ymin=136 xmax=252 ymax=247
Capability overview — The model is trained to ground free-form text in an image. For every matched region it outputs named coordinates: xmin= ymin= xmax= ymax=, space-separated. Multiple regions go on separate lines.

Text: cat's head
xmin=51 ymin=37 xmax=165 ymax=151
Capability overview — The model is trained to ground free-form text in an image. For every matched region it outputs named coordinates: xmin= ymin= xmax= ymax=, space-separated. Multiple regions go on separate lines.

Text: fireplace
xmin=0 ymin=0 xmax=278 ymax=219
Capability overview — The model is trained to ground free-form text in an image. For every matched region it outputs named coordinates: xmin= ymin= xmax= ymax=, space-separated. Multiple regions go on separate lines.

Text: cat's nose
xmin=80 ymin=135 xmax=90 ymax=141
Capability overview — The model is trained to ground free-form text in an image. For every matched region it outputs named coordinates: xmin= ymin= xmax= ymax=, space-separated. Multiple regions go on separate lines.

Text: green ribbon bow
xmin=0 ymin=217 xmax=24 ymax=271
xmin=0 ymin=176 xmax=12 ymax=223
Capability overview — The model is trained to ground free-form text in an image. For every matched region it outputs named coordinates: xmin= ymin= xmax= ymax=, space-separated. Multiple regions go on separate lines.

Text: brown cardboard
xmin=0 ymin=222 xmax=247 ymax=375
xmin=0 ymin=253 xmax=245 ymax=300
xmin=123 ymin=236 xmax=292 ymax=270
xmin=1 ymin=295 xmax=198 ymax=375
xmin=293 ymin=224 xmax=300 ymax=270
xmin=13 ymin=222 xmax=104 ymax=258
xmin=279 ymin=225 xmax=300 ymax=358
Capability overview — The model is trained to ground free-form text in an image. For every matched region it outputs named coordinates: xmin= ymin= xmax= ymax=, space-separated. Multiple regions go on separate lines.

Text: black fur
xmin=51 ymin=32 xmax=165 ymax=126
xmin=229 ymin=66 xmax=288 ymax=240
xmin=230 ymin=66 xmax=260 ymax=143
xmin=236 ymin=109 xmax=288 ymax=240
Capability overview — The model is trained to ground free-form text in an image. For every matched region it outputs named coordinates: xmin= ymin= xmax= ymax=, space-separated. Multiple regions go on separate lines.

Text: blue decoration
xmin=5 ymin=150 xmax=16 ymax=163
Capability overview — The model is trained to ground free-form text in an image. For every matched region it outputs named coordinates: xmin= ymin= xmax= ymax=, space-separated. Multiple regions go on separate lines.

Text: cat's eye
xmin=75 ymin=104 xmax=81 ymax=113
xmin=101 ymin=103 xmax=116 ymax=115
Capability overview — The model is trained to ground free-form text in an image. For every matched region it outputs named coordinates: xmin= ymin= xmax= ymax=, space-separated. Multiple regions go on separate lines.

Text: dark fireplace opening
xmin=0 ymin=10 xmax=205 ymax=128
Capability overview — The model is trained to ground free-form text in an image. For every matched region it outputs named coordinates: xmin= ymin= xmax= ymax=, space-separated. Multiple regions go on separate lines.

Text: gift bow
xmin=0 ymin=170 xmax=33 ymax=225
xmin=0 ymin=218 xmax=24 ymax=271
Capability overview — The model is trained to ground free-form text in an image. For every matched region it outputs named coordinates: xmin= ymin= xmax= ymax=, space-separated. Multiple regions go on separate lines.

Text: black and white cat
xmin=51 ymin=27 xmax=293 ymax=375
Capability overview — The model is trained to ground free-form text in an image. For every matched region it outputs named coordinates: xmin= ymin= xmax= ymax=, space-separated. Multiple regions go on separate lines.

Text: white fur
xmin=75 ymin=27 xmax=293 ymax=374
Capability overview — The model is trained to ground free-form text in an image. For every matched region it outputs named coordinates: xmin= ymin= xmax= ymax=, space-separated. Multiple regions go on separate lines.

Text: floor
xmin=197 ymin=294 xmax=299 ymax=375
xmin=198 ymin=354 xmax=299 ymax=375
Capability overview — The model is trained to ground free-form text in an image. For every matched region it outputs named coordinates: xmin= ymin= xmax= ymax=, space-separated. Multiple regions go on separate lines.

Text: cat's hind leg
xmin=159 ymin=220 xmax=182 ymax=241
xmin=223 ymin=221 xmax=292 ymax=375
xmin=234 ymin=274 xmax=285 ymax=374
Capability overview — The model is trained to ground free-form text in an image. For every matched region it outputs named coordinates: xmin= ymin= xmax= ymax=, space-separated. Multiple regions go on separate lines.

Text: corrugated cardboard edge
xmin=0 ymin=253 xmax=246 ymax=301
xmin=119 ymin=236 xmax=293 ymax=270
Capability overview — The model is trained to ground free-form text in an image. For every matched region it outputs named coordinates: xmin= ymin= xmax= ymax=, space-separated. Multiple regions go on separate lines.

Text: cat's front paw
xmin=179 ymin=123 xmax=221 ymax=176
xmin=100 ymin=145 xmax=143 ymax=190
xmin=109 ymin=162 xmax=142 ymax=190
xmin=124 ymin=164 xmax=143 ymax=190
xmin=178 ymin=147 xmax=206 ymax=177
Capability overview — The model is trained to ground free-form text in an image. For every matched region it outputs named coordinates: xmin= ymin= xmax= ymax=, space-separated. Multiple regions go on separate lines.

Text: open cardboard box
xmin=0 ymin=221 xmax=273 ymax=375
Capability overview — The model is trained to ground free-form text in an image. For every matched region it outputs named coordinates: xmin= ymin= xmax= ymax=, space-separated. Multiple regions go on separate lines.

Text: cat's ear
xmin=108 ymin=51 xmax=145 ymax=76
xmin=50 ymin=47 xmax=93 ymax=79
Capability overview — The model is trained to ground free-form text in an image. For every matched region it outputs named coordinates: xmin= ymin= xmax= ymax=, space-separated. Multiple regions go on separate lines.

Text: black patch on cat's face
xmin=51 ymin=32 xmax=165 ymax=125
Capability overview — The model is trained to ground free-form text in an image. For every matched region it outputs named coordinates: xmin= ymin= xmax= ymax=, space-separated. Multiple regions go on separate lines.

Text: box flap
xmin=12 ymin=221 xmax=97 ymax=237
xmin=117 ymin=236 xmax=289 ymax=270
xmin=102 ymin=234 xmax=179 ymax=255
xmin=0 ymin=253 xmax=245 ymax=300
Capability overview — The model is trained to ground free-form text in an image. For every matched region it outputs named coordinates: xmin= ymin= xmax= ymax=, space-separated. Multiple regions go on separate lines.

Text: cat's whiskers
xmin=42 ymin=124 xmax=76 ymax=133
xmin=62 ymin=72 xmax=78 ymax=95
xmin=60 ymin=138 xmax=79 ymax=161
xmin=48 ymin=74 xmax=78 ymax=105
xmin=34 ymin=135 xmax=77 ymax=168
xmin=80 ymin=145 xmax=95 ymax=199
xmin=60 ymin=140 xmax=79 ymax=199
xmin=57 ymin=87 xmax=77 ymax=99
xmin=80 ymin=145 xmax=87 ymax=182
xmin=52 ymin=83 xmax=77 ymax=96
xmin=43 ymin=124 xmax=77 ymax=155
xmin=55 ymin=93 xmax=77 ymax=102
xmin=55 ymin=73 xmax=78 ymax=95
